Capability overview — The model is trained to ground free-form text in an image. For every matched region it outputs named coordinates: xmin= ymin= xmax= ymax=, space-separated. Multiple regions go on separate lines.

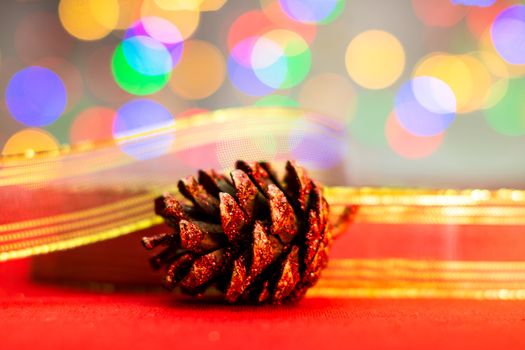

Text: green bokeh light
xmin=349 ymin=90 xmax=393 ymax=147
xmin=111 ymin=42 xmax=170 ymax=96
xmin=255 ymin=95 xmax=299 ymax=107
xmin=484 ymin=78 xmax=525 ymax=136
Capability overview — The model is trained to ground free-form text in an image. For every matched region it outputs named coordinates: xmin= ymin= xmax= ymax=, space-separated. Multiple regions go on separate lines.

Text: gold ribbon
xmin=1 ymin=107 xmax=525 ymax=300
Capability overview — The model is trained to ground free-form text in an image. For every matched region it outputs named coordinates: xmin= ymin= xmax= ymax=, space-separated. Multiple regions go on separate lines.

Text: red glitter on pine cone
xmin=142 ymin=160 xmax=347 ymax=304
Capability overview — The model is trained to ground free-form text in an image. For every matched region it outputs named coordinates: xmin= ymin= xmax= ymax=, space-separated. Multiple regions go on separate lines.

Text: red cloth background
xmin=2 ymin=257 xmax=525 ymax=350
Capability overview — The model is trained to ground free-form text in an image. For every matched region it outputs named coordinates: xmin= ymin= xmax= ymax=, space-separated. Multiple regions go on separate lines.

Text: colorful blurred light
xmin=484 ymin=78 xmax=525 ymax=136
xmin=349 ymin=90 xmax=393 ymax=147
xmin=251 ymin=29 xmax=311 ymax=89
xmin=113 ymin=99 xmax=175 ymax=159
xmin=120 ymin=36 xmax=172 ymax=76
xmin=35 ymin=57 xmax=83 ymax=113
xmin=394 ymin=77 xmax=456 ymax=137
xmin=478 ymin=28 xmax=525 ymax=78
xmin=466 ymin=0 xmax=515 ymax=38
xmin=452 ymin=0 xmax=495 ymax=6
xmin=140 ymin=0 xmax=200 ymax=40
xmin=412 ymin=0 xmax=465 ymax=27
xmin=199 ymin=0 xmax=227 ymax=11
xmin=70 ymin=107 xmax=116 ymax=145
xmin=413 ymin=53 xmax=493 ymax=113
xmin=259 ymin=1 xmax=317 ymax=43
xmin=5 ymin=66 xmax=67 ymax=127
xmin=2 ymin=128 xmax=59 ymax=157
xmin=227 ymin=38 xmax=276 ymax=96
xmin=125 ymin=16 xmax=184 ymax=68
xmin=112 ymin=38 xmax=171 ymax=95
xmin=278 ymin=0 xmax=343 ymax=24
xmin=255 ymin=95 xmax=298 ymax=107
xmin=169 ymin=40 xmax=225 ymax=100
xmin=385 ymin=112 xmax=444 ymax=159
xmin=491 ymin=5 xmax=525 ymax=64
xmin=114 ymin=0 xmax=143 ymax=30
xmin=298 ymin=73 xmax=356 ymax=126
xmin=345 ymin=30 xmax=405 ymax=90
xmin=59 ymin=0 xmax=119 ymax=41
xmin=153 ymin=0 xmax=204 ymax=11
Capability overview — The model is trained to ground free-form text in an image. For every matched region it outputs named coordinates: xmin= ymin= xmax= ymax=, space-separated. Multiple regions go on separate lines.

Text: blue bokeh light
xmin=5 ymin=66 xmax=67 ymax=127
xmin=394 ymin=77 xmax=456 ymax=137
xmin=113 ymin=99 xmax=175 ymax=160
xmin=491 ymin=5 xmax=525 ymax=65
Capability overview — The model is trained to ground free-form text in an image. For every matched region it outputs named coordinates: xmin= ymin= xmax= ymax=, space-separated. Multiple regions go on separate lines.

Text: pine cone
xmin=142 ymin=160 xmax=339 ymax=304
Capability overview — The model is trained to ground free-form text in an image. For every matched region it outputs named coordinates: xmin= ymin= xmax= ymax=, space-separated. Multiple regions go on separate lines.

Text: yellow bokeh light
xmin=475 ymin=51 xmax=509 ymax=109
xmin=199 ymin=0 xmax=227 ymax=11
xmin=154 ymin=0 xmax=204 ymax=10
xmin=2 ymin=129 xmax=59 ymax=157
xmin=114 ymin=0 xmax=142 ymax=30
xmin=59 ymin=0 xmax=119 ymax=41
xmin=141 ymin=0 xmax=200 ymax=40
xmin=169 ymin=40 xmax=225 ymax=100
xmin=345 ymin=30 xmax=405 ymax=89
xmin=298 ymin=73 xmax=356 ymax=126
xmin=413 ymin=53 xmax=494 ymax=113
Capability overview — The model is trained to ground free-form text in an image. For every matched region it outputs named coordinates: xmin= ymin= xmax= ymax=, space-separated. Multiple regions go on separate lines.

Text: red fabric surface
xmin=1 ymin=259 xmax=525 ymax=350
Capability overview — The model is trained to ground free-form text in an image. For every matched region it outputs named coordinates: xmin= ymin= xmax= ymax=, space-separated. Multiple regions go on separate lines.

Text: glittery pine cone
xmin=142 ymin=160 xmax=338 ymax=304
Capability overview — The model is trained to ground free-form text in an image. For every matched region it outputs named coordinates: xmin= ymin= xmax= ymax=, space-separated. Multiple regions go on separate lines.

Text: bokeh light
xmin=491 ymin=5 xmax=525 ymax=65
xmin=153 ymin=0 xmax=204 ymax=11
xmin=259 ymin=1 xmax=317 ymax=44
xmin=251 ymin=29 xmax=311 ymax=89
xmin=466 ymin=0 xmax=515 ymax=38
xmin=70 ymin=107 xmax=116 ymax=145
xmin=345 ymin=30 xmax=405 ymax=90
xmin=278 ymin=0 xmax=343 ymax=24
xmin=140 ymin=0 xmax=200 ymax=40
xmin=484 ymin=78 xmax=525 ymax=136
xmin=125 ymin=16 xmax=184 ymax=68
xmin=5 ymin=66 xmax=67 ymax=127
xmin=114 ymin=0 xmax=143 ymax=30
xmin=112 ymin=38 xmax=171 ymax=95
xmin=113 ymin=99 xmax=175 ymax=159
xmin=120 ymin=36 xmax=172 ymax=76
xmin=478 ymin=27 xmax=525 ymax=78
xmin=412 ymin=0 xmax=465 ymax=28
xmin=59 ymin=0 xmax=119 ymax=41
xmin=394 ymin=77 xmax=456 ymax=137
xmin=2 ymin=129 xmax=59 ymax=157
xmin=452 ymin=0 xmax=495 ymax=6
xmin=35 ymin=57 xmax=83 ymax=113
xmin=386 ymin=112 xmax=444 ymax=159
xmin=349 ymin=90 xmax=393 ymax=147
xmin=413 ymin=53 xmax=494 ymax=113
xmin=255 ymin=94 xmax=298 ymax=107
xmin=199 ymin=0 xmax=227 ymax=11
xmin=227 ymin=38 xmax=277 ymax=96
xmin=169 ymin=40 xmax=225 ymax=100
xmin=15 ymin=12 xmax=73 ymax=63
xmin=298 ymin=73 xmax=356 ymax=126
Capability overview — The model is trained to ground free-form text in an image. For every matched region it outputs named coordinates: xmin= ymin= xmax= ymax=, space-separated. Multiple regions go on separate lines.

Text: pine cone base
xmin=142 ymin=160 xmax=334 ymax=304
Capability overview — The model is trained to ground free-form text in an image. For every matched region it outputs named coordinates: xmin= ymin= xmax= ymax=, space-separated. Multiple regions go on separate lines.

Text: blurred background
xmin=0 ymin=0 xmax=524 ymax=189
